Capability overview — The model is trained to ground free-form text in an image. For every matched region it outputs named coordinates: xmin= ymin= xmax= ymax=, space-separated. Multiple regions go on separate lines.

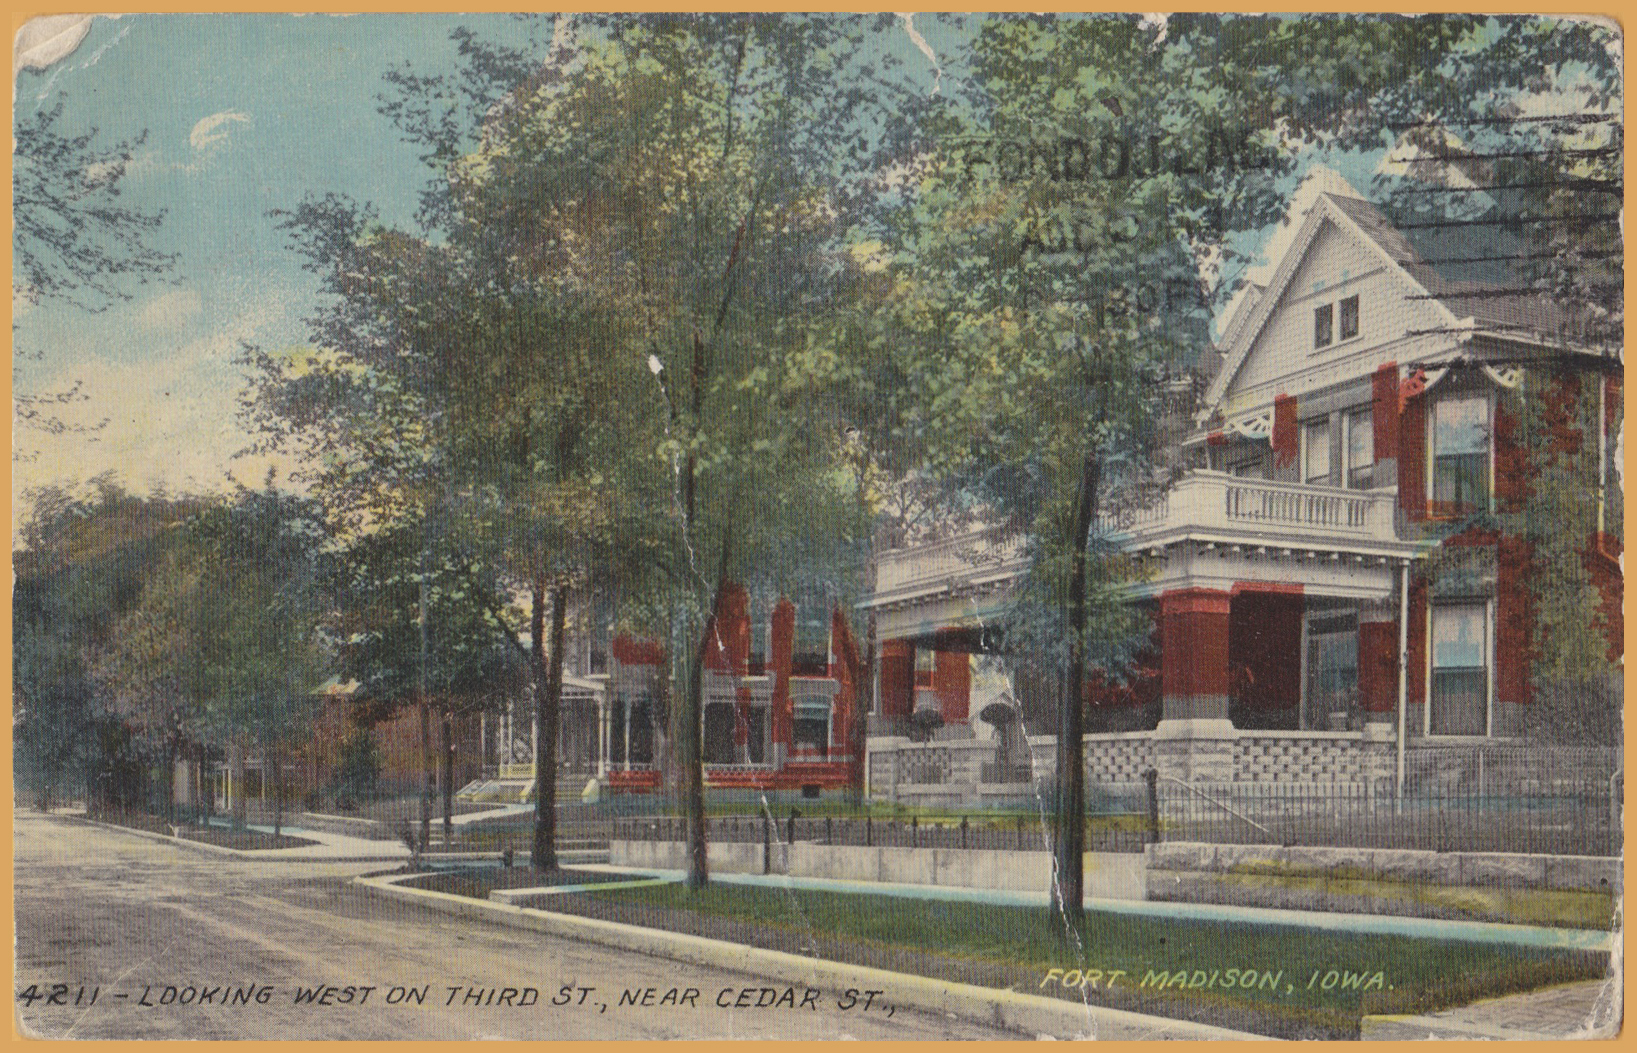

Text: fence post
xmin=826 ymin=816 xmax=833 ymax=845
xmin=865 ymin=814 xmax=872 ymax=847
xmin=1144 ymin=768 xmax=1161 ymax=845
xmin=960 ymin=816 xmax=968 ymax=850
xmin=911 ymin=815 xmax=918 ymax=849
xmin=787 ymin=807 xmax=798 ymax=845
xmin=1016 ymin=814 xmax=1023 ymax=851
xmin=763 ymin=811 xmax=771 ymax=874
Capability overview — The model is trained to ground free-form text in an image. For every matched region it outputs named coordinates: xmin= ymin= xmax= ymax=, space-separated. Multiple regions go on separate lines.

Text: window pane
xmin=629 ymin=700 xmax=654 ymax=764
xmin=793 ymin=699 xmax=830 ymax=756
xmin=1432 ymin=604 xmax=1485 ymax=668
xmin=1431 ymin=670 xmax=1487 ymax=735
xmin=703 ymin=702 xmax=736 ymax=764
xmin=1314 ymin=303 xmax=1333 ymax=348
xmin=1435 ymin=397 xmax=1489 ymax=455
xmin=1347 ymin=410 xmax=1373 ymax=488
xmin=1304 ymin=421 xmax=1331 ymax=483
xmin=1339 ymin=295 xmax=1359 ymax=340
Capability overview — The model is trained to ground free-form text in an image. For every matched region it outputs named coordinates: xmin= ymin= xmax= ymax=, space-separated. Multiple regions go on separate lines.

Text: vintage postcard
xmin=11 ymin=12 xmax=1623 ymax=1041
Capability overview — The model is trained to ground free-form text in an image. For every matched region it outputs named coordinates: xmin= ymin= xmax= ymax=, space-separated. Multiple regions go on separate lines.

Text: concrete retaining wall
xmin=1146 ymin=842 xmax=1619 ymax=929
xmin=610 ymin=839 xmax=1145 ymax=900
xmin=612 ymin=838 xmax=788 ymax=875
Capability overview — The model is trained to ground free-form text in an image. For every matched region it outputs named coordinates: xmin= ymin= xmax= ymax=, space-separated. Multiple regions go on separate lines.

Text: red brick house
xmin=864 ymin=172 xmax=1621 ymax=796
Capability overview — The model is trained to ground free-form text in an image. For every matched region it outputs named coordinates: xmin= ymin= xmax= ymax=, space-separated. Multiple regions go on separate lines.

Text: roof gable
xmin=1205 ymin=193 xmax=1462 ymax=414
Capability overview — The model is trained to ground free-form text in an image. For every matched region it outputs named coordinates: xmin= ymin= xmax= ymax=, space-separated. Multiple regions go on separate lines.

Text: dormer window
xmin=1314 ymin=295 xmax=1360 ymax=349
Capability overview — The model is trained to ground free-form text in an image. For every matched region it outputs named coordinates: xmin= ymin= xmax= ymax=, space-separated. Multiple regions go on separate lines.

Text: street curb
xmin=354 ymin=871 xmax=1275 ymax=1041
xmin=65 ymin=815 xmax=409 ymax=863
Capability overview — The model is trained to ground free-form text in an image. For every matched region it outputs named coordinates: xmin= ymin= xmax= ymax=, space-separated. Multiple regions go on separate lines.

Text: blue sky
xmin=14 ymin=15 xmax=547 ymax=506
xmin=12 ymin=13 xmax=1438 ymax=522
xmin=12 ymin=14 xmax=960 ymax=514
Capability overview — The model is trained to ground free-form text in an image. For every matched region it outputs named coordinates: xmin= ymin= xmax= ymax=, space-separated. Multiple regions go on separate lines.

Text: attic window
xmin=1314 ymin=304 xmax=1334 ymax=348
xmin=1340 ymin=295 xmax=1360 ymax=341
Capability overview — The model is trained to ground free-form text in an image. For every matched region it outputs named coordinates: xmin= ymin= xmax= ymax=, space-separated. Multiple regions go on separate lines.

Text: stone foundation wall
xmin=1147 ymin=841 xmax=1619 ymax=929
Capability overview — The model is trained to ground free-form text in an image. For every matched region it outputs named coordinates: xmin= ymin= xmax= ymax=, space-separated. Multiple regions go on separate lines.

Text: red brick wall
xmin=1161 ymin=588 xmax=1233 ymax=699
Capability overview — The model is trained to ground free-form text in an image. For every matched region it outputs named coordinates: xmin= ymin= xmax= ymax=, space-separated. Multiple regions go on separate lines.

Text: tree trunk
xmin=441 ymin=709 xmax=454 ymax=846
xmin=531 ymin=582 xmax=567 ymax=872
xmin=848 ymin=609 xmax=877 ymax=806
xmin=681 ymin=625 xmax=710 ymax=889
xmin=230 ymin=739 xmax=247 ymax=832
xmin=163 ymin=738 xmax=177 ymax=824
xmin=418 ymin=559 xmax=433 ymax=854
xmin=272 ymin=746 xmax=283 ymax=839
xmin=1052 ymin=452 xmax=1101 ymax=927
xmin=198 ymin=741 xmax=212 ymax=826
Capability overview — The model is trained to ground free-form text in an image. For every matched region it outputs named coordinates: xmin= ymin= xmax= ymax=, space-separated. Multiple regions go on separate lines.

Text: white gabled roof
xmin=1203 ymin=176 xmax=1463 ymax=414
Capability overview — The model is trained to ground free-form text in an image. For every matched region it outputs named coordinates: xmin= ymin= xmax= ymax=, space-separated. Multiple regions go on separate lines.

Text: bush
xmin=336 ymin=727 xmax=382 ymax=808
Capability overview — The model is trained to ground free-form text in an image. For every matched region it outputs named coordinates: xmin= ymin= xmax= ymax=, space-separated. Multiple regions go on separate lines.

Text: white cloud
xmin=14 ymin=16 xmax=94 ymax=71
xmin=190 ymin=110 xmax=252 ymax=153
xmin=13 ymin=295 xmax=301 ymax=520
xmin=139 ymin=288 xmax=204 ymax=330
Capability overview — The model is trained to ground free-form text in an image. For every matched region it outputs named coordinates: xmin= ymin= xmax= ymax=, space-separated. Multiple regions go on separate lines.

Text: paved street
xmin=13 ymin=812 xmax=1022 ymax=1040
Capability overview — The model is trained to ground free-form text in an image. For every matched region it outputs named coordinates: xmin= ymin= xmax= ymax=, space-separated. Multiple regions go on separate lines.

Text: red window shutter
xmin=1272 ymin=394 xmax=1298 ymax=468
xmin=1372 ymin=362 xmax=1399 ymax=463
xmin=1398 ymin=393 xmax=1426 ymax=521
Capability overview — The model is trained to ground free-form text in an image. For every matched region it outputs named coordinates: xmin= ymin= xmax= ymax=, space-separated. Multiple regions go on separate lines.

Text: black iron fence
xmin=1152 ymin=776 xmax=1621 ymax=858
xmin=612 ymin=808 xmax=1154 ymax=854
xmin=611 ymin=770 xmax=1621 ymax=858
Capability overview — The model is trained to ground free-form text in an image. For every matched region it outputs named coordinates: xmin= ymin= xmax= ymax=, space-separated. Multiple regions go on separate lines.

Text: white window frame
xmin=1314 ymin=302 xmax=1334 ymax=349
xmin=1423 ymin=598 xmax=1494 ymax=739
xmin=1344 ymin=406 xmax=1374 ymax=490
xmin=791 ymin=692 xmax=834 ymax=757
xmin=1427 ymin=392 xmax=1495 ymax=516
xmin=1338 ymin=293 xmax=1360 ymax=341
xmin=1301 ymin=417 xmax=1332 ymax=485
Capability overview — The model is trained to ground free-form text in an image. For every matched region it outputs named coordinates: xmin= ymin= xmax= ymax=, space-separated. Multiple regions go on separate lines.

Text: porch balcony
xmin=1103 ymin=471 xmax=1403 ymax=554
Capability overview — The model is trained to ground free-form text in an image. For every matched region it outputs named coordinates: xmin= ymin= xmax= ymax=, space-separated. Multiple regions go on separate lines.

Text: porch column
xmin=878 ymin=639 xmax=916 ymax=725
xmin=596 ymin=692 xmax=608 ymax=778
xmin=932 ymin=638 xmax=971 ymax=726
xmin=1154 ymin=587 xmax=1235 ymax=782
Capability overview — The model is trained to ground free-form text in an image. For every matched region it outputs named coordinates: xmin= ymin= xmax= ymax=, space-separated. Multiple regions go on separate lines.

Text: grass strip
xmin=539 ymin=881 xmax=1607 ymax=1039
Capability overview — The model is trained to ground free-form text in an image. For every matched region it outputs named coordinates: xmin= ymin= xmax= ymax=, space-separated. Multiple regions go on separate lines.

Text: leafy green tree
xmin=186 ymin=486 xmax=328 ymax=835
xmin=13 ymin=97 xmax=177 ymax=454
xmin=13 ymin=480 xmax=201 ymax=814
xmin=537 ymin=14 xmax=924 ymax=888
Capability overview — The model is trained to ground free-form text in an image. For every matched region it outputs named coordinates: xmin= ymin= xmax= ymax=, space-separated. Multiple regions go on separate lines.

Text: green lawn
xmin=574 ymin=882 xmax=1607 ymax=1038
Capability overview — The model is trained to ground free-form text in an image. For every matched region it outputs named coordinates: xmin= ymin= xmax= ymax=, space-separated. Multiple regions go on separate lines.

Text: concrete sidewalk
xmin=1361 ymin=977 xmax=1621 ymax=1040
xmin=573 ymin=863 xmax=1616 ymax=952
xmin=60 ymin=812 xmax=410 ymax=863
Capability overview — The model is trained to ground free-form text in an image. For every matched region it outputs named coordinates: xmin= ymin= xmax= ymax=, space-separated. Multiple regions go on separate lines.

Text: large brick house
xmin=864 ymin=171 xmax=1621 ymax=797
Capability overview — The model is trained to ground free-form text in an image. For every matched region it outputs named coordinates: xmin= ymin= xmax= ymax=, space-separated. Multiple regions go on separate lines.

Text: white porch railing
xmin=1101 ymin=471 xmax=1399 ymax=548
xmin=873 ymin=526 xmax=1027 ymax=601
